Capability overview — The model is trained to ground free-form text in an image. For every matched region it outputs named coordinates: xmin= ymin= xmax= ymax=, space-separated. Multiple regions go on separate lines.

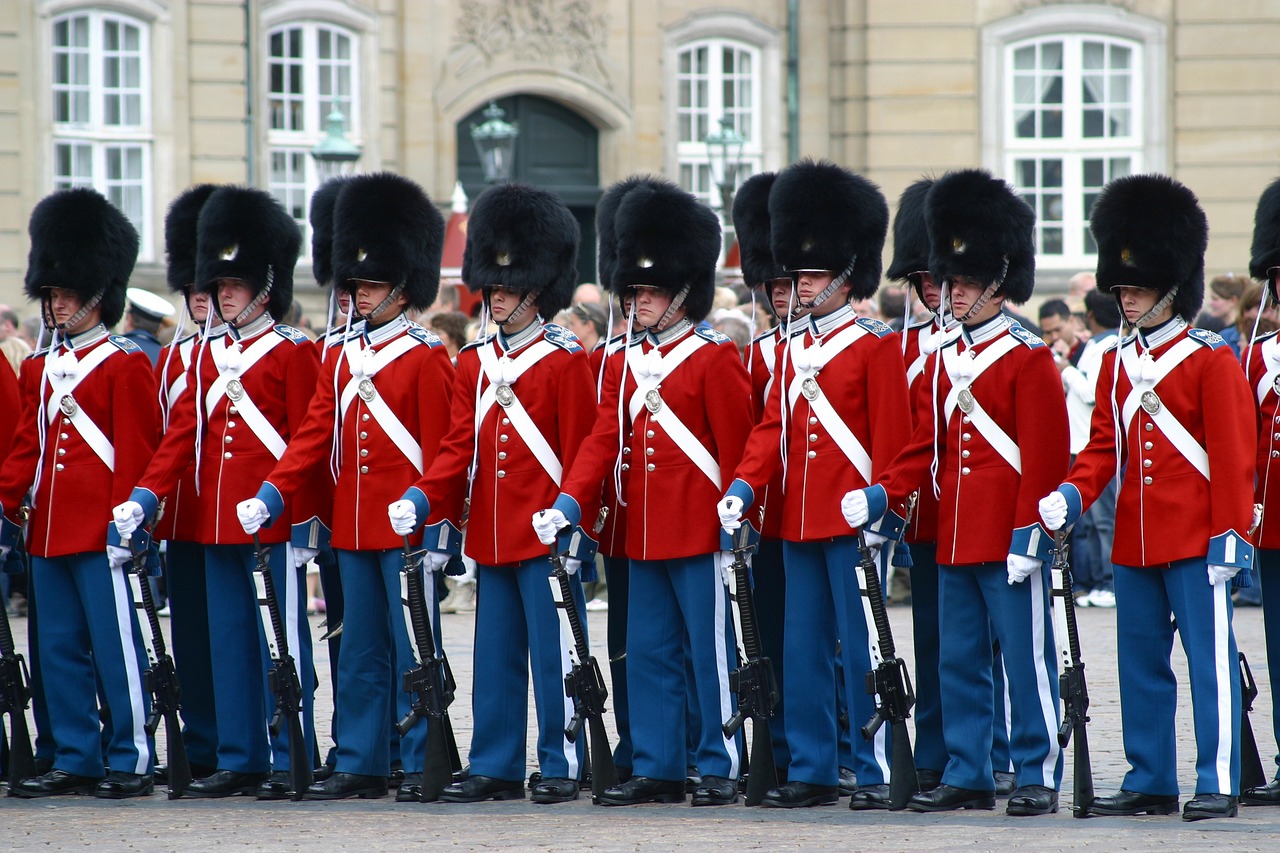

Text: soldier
xmin=845 ymin=169 xmax=1067 ymax=816
xmin=387 ymin=182 xmax=596 ymax=805
xmin=536 ymin=177 xmax=751 ymax=807
xmin=718 ymin=160 xmax=910 ymax=809
xmin=112 ymin=186 xmax=325 ymax=799
xmin=0 ymin=188 xmax=158 ymax=798
xmin=151 ymin=184 xmax=223 ymax=783
xmin=1244 ymin=175 xmax=1280 ymax=806
xmin=237 ymin=172 xmax=453 ymax=801
xmin=1040 ymin=175 xmax=1255 ymax=821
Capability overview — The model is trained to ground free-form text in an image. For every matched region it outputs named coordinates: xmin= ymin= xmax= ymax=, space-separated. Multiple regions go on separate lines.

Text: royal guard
xmin=537 ymin=177 xmax=752 ymax=807
xmin=718 ymin=160 xmax=910 ymax=809
xmin=112 ymin=186 xmax=325 ymax=799
xmin=846 ymin=169 xmax=1067 ymax=816
xmin=387 ymin=182 xmax=597 ymax=805
xmin=151 ymin=184 xmax=223 ymax=783
xmin=1244 ymin=175 xmax=1280 ymax=807
xmin=238 ymin=172 xmax=453 ymax=802
xmin=0 ymin=188 xmax=158 ymax=798
xmin=1038 ymin=175 xmax=1255 ymax=821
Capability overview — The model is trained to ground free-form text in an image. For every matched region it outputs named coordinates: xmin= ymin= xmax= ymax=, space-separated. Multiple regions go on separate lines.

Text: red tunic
xmin=590 ymin=338 xmax=629 ymax=558
xmin=896 ymin=319 xmax=941 ymax=543
xmin=1248 ymin=332 xmax=1280 ymax=549
xmin=747 ymin=326 xmax=788 ymax=540
xmin=0 ymin=334 xmax=159 ymax=557
xmin=152 ymin=335 xmax=201 ymax=542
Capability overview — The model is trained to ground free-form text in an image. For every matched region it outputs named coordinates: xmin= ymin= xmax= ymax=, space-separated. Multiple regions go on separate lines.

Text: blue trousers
xmin=203 ymin=542 xmax=314 ymax=774
xmin=318 ymin=557 xmax=344 ymax=766
xmin=24 ymin=566 xmax=55 ymax=763
xmin=1114 ymin=559 xmax=1240 ymax=795
xmin=333 ymin=548 xmax=439 ymax=775
xmin=938 ymin=561 xmax=1062 ymax=791
xmin=753 ymin=537 xmax=791 ymax=773
xmin=469 ymin=557 xmax=585 ymax=781
xmin=909 ymin=542 xmax=946 ymax=773
xmin=1260 ymin=549 xmax=1280 ymax=780
xmin=32 ymin=552 xmax=151 ymax=777
xmin=628 ymin=553 xmax=739 ymax=782
xmin=165 ymin=540 xmax=217 ymax=768
xmin=781 ymin=536 xmax=887 ymax=787
xmin=603 ymin=555 xmax=632 ymax=771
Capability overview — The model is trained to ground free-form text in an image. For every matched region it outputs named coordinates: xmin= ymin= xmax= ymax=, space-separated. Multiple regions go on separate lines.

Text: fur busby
xmin=926 ymin=169 xmax=1036 ymax=305
xmin=165 ymin=184 xmax=218 ymax=295
xmin=331 ymin=173 xmax=445 ymax=312
xmin=1090 ymin=174 xmax=1208 ymax=321
xmin=463 ymin=182 xmax=581 ymax=318
xmin=195 ymin=186 xmax=301 ymax=321
xmin=886 ymin=178 xmax=935 ymax=283
xmin=732 ymin=171 xmax=786 ymax=288
xmin=1250 ymin=176 xmax=1280 ymax=291
xmin=613 ymin=178 xmax=721 ymax=322
xmin=595 ymin=176 xmax=655 ymax=294
xmin=25 ymin=187 xmax=139 ymax=327
xmin=768 ymin=159 xmax=888 ymax=300
xmin=310 ymin=176 xmax=351 ymax=287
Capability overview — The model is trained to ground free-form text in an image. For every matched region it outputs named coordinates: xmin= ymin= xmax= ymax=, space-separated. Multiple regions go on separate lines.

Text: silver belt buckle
xmin=59 ymin=394 xmax=77 ymax=417
xmin=1140 ymin=390 xmax=1161 ymax=415
xmin=358 ymin=378 xmax=376 ymax=402
xmin=957 ymin=387 xmax=975 ymax=414
xmin=225 ymin=378 xmax=244 ymax=402
xmin=495 ymin=383 xmax=515 ymax=408
xmin=800 ymin=377 xmax=820 ymax=401
xmin=644 ymin=389 xmax=662 ymax=414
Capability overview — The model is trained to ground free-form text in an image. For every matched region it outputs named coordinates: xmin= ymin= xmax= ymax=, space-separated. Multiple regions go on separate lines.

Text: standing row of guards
xmin=0 ymin=161 xmax=1278 ymax=822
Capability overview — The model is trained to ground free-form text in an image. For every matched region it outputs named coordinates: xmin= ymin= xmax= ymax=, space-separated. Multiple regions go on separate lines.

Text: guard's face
xmin=216 ymin=278 xmax=261 ymax=325
xmin=947 ymin=275 xmax=989 ymax=318
xmin=767 ymin=278 xmax=795 ymax=317
xmin=795 ymin=271 xmax=836 ymax=305
xmin=914 ymin=272 xmax=942 ymax=312
xmin=337 ymin=290 xmax=352 ymax=317
xmin=1114 ymin=286 xmax=1160 ymax=324
xmin=352 ymin=280 xmax=404 ymax=319
xmin=487 ymin=286 xmax=523 ymax=323
xmin=188 ymin=290 xmax=211 ymax=324
xmin=631 ymin=285 xmax=674 ymax=328
xmin=46 ymin=287 xmax=84 ymax=327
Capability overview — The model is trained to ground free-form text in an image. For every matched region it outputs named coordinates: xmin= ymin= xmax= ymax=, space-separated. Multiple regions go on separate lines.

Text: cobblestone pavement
xmin=3 ymin=601 xmax=1279 ymax=851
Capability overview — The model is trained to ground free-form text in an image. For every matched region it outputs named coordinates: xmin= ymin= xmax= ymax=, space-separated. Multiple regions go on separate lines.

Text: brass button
xmin=962 ymin=466 xmax=971 ymax=475
xmin=962 ymin=433 xmax=971 ymax=441
xmin=646 ymin=429 xmax=655 ymax=438
xmin=1272 ymin=450 xmax=1279 ymax=458
xmin=224 ymin=451 xmax=232 ymax=459
xmin=962 ymin=416 xmax=971 ymax=425
xmin=361 ymin=413 xmax=371 ymax=422
xmin=809 ymin=416 xmax=818 ymax=425
xmin=1143 ymin=459 xmax=1152 ymax=468
xmin=1144 ymin=441 xmax=1153 ymax=450
xmin=646 ymin=447 xmax=654 ymax=456
xmin=499 ymin=434 xmax=509 ymax=443
xmin=806 ymin=450 xmax=816 ymax=459
xmin=961 ymin=450 xmax=970 ymax=459
xmin=227 ymin=421 xmax=236 ymax=428
xmin=360 ymin=448 xmax=369 ymax=458
xmin=498 ymin=451 xmax=507 ymax=460
xmin=224 ymin=435 xmax=233 ymax=443
xmin=62 ymin=417 xmax=70 ymax=425
xmin=57 ymin=448 xmax=66 ymax=456
xmin=360 ymin=465 xmax=369 ymax=474
xmin=1143 ymin=475 xmax=1153 ymax=485
xmin=60 ymin=432 xmax=68 ymax=440
xmin=229 ymin=405 xmax=238 ymax=414
xmin=54 ymin=463 xmax=64 ymax=471
xmin=623 ymin=446 xmax=631 ymax=455
xmin=359 ymin=431 xmax=368 ymax=440
xmin=621 ymin=463 xmax=630 ymax=472
xmin=808 ymin=434 xmax=818 ymax=442
xmin=1145 ymin=423 xmax=1153 ymax=432
xmin=646 ymin=463 xmax=655 ymax=472
xmin=497 ymin=470 xmax=506 ymax=478
xmin=501 ymin=418 xmax=510 ymax=426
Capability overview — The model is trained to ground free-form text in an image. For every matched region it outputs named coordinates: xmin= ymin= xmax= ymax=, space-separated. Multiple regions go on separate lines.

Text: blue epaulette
xmin=407 ymin=326 xmax=444 ymax=347
xmin=695 ymin=326 xmax=732 ymax=345
xmin=273 ymin=324 xmax=309 ymax=344
xmin=107 ymin=335 xmax=142 ymax=354
xmin=460 ymin=333 xmax=494 ymax=354
xmin=751 ymin=324 xmax=782 ymax=345
xmin=543 ymin=323 xmax=583 ymax=352
xmin=1007 ymin=322 xmax=1046 ymax=348
xmin=854 ymin=317 xmax=893 ymax=338
xmin=1253 ymin=329 xmax=1280 ymax=346
xmin=1187 ymin=327 xmax=1226 ymax=349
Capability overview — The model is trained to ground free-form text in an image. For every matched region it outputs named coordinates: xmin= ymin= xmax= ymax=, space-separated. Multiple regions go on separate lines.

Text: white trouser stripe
xmin=1030 ymin=565 xmax=1062 ymax=783
xmin=712 ymin=567 xmax=739 ymax=781
xmin=1000 ymin=657 xmax=1014 ymax=772
xmin=868 ymin=549 xmax=890 ymax=778
xmin=1213 ymin=581 xmax=1233 ymax=792
xmin=109 ymin=562 xmax=151 ymax=775
xmin=557 ymin=607 xmax=580 ymax=780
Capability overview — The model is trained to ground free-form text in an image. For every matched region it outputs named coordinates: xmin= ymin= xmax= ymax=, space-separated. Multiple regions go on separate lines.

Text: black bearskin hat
xmin=165 ymin=184 xmax=218 ymax=295
xmin=732 ymin=171 xmax=786 ymax=288
xmin=1091 ymin=174 xmax=1207 ymax=321
xmin=310 ymin=176 xmax=350 ymax=287
xmin=613 ymin=178 xmax=721 ymax=322
xmin=463 ymin=182 xmax=580 ymax=318
xmin=331 ymin=173 xmax=445 ymax=312
xmin=25 ymin=187 xmax=139 ymax=328
xmin=1250 ymin=176 xmax=1280 ymax=294
xmin=769 ymin=159 xmax=888 ymax=300
xmin=886 ymin=178 xmax=935 ymax=283
xmin=195 ymin=186 xmax=301 ymax=321
xmin=926 ymin=169 xmax=1036 ymax=305
xmin=595 ymin=176 xmax=655 ymax=295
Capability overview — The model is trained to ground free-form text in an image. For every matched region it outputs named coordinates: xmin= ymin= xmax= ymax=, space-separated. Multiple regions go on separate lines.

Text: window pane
xmin=1111 ymin=44 xmax=1131 ymax=69
xmin=1043 ymin=193 xmax=1063 ymax=221
xmin=1042 ymin=109 xmax=1062 ymax=138
xmin=1043 ymin=226 xmax=1063 ymax=255
xmin=1110 ymin=157 xmax=1132 ymax=179
xmin=1013 ymin=45 xmax=1035 ymax=70
xmin=1083 ymin=158 xmax=1104 ymax=187
xmin=1042 ymin=160 xmax=1062 ymax=188
xmin=1083 ymin=41 xmax=1104 ymax=70
xmin=1083 ymin=109 xmax=1103 ymax=138
xmin=1042 ymin=76 xmax=1063 ymax=105
xmin=105 ymin=20 xmax=119 ymax=52
xmin=1041 ymin=41 xmax=1063 ymax=71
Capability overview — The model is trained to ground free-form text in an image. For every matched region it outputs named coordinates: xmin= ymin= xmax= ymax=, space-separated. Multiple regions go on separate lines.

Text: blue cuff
xmin=1059 ymin=483 xmax=1083 ymax=529
xmin=130 ymin=486 xmax=160 ymax=521
xmin=1208 ymin=529 xmax=1254 ymax=573
xmin=720 ymin=520 xmax=761 ymax=553
xmin=560 ymin=525 xmax=598 ymax=564
xmin=1009 ymin=523 xmax=1052 ymax=562
xmin=724 ymin=478 xmax=755 ymax=507
xmin=399 ymin=486 xmax=431 ymax=533
xmin=551 ymin=494 xmax=582 ymax=530
xmin=257 ymin=482 xmax=285 ymax=526
xmin=108 ymin=524 xmax=152 ymax=553
xmin=868 ymin=508 xmax=905 ymax=540
xmin=863 ymin=484 xmax=889 ymax=524
xmin=422 ymin=520 xmax=462 ymax=556
xmin=291 ymin=516 xmax=331 ymax=551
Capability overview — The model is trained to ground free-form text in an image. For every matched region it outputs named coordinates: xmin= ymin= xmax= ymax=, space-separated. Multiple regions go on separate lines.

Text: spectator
xmin=19 ymin=313 xmax=43 ymax=349
xmin=428 ymin=310 xmax=469 ymax=361
xmin=573 ymin=282 xmax=603 ymax=305
xmin=712 ymin=313 xmax=751 ymax=357
xmin=1038 ymin=298 xmax=1084 ymax=366
xmin=878 ymin=286 xmax=907 ymax=331
xmin=0 ymin=307 xmax=18 ymax=341
xmin=1237 ymin=280 xmax=1277 ymax=349
xmin=562 ymin=301 xmax=606 ymax=352
xmin=1195 ymin=272 xmax=1248 ymax=340
xmin=1 ymin=335 xmax=29 ymax=376
xmin=120 ymin=287 xmax=175 ymax=365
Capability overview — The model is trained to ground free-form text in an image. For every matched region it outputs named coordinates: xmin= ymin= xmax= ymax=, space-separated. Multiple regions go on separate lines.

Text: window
xmin=52 ymin=11 xmax=152 ymax=257
xmin=266 ymin=22 xmax=359 ymax=239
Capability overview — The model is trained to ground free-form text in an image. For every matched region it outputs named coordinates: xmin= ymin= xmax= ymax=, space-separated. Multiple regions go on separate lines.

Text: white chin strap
xmin=1120 ymin=283 xmax=1179 ymax=334
xmin=227 ymin=267 xmax=274 ymax=327
xmin=794 ymin=257 xmax=856 ymax=315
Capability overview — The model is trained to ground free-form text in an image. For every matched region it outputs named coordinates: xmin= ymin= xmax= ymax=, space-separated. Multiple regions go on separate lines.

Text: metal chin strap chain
xmin=47 ymin=288 xmax=104 ymax=332
xmin=793 ymin=256 xmax=856 ymax=316
xmin=652 ymin=283 xmax=690 ymax=332
xmin=492 ymin=288 xmax=540 ymax=328
xmin=946 ymin=256 xmax=1009 ymax=324
xmin=356 ymin=280 xmax=406 ymax=325
xmin=228 ymin=266 xmax=275 ymax=328
xmin=1119 ymin=283 xmax=1179 ymax=336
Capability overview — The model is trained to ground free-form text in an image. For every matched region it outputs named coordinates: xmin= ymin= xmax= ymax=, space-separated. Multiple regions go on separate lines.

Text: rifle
xmin=1239 ymin=652 xmax=1267 ymax=792
xmin=855 ymin=529 xmax=918 ymax=809
xmin=0 ymin=517 xmax=34 ymax=787
xmin=123 ymin=512 xmax=191 ymax=799
xmin=548 ymin=535 xmax=617 ymax=803
xmin=1049 ymin=531 xmax=1094 ymax=818
xmin=397 ymin=536 xmax=462 ymax=802
xmin=251 ymin=533 xmax=311 ymax=801
xmin=720 ymin=523 xmax=778 ymax=806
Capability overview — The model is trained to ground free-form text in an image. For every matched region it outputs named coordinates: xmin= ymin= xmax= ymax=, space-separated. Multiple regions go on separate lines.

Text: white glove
xmin=717 ymin=496 xmax=744 ymax=532
xmin=1252 ymin=503 xmax=1263 ymax=532
xmin=840 ymin=489 xmax=869 ymax=529
xmin=113 ymin=500 xmax=145 ymax=538
xmin=1038 ymin=491 xmax=1068 ymax=531
xmin=425 ymin=551 xmax=451 ymax=573
xmin=1006 ymin=553 xmax=1041 ymax=585
xmin=1208 ymin=564 xmax=1239 ymax=586
xmin=532 ymin=509 xmax=568 ymax=546
xmin=237 ymin=498 xmax=271 ymax=536
xmin=388 ymin=500 xmax=418 ymax=536
xmin=293 ymin=547 xmax=318 ymax=568
xmin=563 ymin=558 xmax=582 ymax=576
xmin=107 ymin=545 xmax=132 ymax=571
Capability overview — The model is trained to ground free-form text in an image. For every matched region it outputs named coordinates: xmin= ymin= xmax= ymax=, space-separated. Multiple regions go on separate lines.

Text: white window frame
xmin=50 ymin=8 xmax=153 ymax=260
xmin=982 ymin=5 xmax=1167 ymax=273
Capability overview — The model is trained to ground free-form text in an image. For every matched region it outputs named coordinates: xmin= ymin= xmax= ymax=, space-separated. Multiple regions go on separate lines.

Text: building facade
xmin=1 ymin=0 xmax=1278 ymax=314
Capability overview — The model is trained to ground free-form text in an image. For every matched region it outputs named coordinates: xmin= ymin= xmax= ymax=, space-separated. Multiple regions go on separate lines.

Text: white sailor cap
xmin=126 ymin=287 xmax=176 ymax=321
